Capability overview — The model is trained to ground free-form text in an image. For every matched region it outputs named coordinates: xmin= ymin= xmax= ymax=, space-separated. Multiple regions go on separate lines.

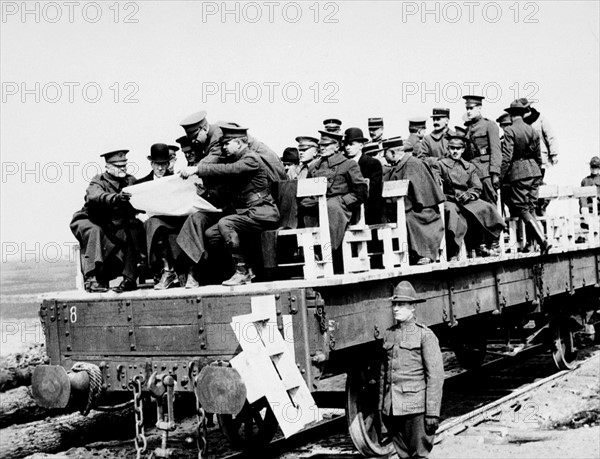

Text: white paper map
xmin=123 ymin=175 xmax=221 ymax=217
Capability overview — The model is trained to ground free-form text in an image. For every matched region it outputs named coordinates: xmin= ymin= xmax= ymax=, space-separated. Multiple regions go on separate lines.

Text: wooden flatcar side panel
xmin=497 ymin=264 xmax=536 ymax=308
xmin=542 ymin=256 xmax=572 ymax=296
xmin=71 ymin=326 xmax=131 ymax=352
xmin=202 ymin=295 xmax=252 ymax=354
xmin=571 ymin=253 xmax=597 ymax=289
xmin=40 ymin=300 xmax=60 ymax=363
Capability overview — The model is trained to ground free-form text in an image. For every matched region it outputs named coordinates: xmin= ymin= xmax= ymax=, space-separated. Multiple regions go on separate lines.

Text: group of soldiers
xmin=71 ymin=94 xmax=590 ymax=292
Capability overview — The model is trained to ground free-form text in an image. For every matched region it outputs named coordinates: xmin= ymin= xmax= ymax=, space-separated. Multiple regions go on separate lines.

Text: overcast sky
xmin=1 ymin=0 xmax=598 ymax=261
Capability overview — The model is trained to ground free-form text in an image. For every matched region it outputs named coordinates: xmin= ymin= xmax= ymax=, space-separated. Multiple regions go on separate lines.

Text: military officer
xmin=383 ymin=138 xmax=445 ymax=265
xmin=70 ymin=150 xmax=144 ymax=293
xmin=282 ymin=147 xmax=301 ymax=180
xmin=580 ymin=156 xmax=600 ymax=214
xmin=364 ymin=141 xmax=387 ymax=167
xmin=464 ymin=95 xmax=502 ymax=205
xmin=419 ymin=108 xmax=455 ymax=160
xmin=167 ymin=144 xmax=179 ymax=174
xmin=295 ymin=136 xmax=319 ymax=179
xmin=180 ymin=125 xmax=280 ymax=286
xmin=379 ymin=280 xmax=444 ymax=459
xmin=301 ymin=130 xmax=368 ymax=257
xmin=406 ymin=118 xmax=427 ymax=157
xmin=500 ymin=100 xmax=550 ymax=254
xmin=344 ymin=127 xmax=384 ymax=224
xmin=136 ymin=143 xmax=173 ymax=184
xmin=496 ymin=112 xmax=512 ymax=134
xmin=323 ymin=118 xmax=342 ymax=134
xmin=432 ymin=135 xmax=505 ymax=260
xmin=176 ymin=135 xmax=198 ymax=166
xmin=368 ymin=117 xmax=385 ymax=143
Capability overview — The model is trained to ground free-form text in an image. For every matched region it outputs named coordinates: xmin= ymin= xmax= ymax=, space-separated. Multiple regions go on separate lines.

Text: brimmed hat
xmin=368 ymin=117 xmax=384 ymax=128
xmin=496 ymin=113 xmax=512 ymax=125
xmin=590 ymin=156 xmax=600 ymax=168
xmin=390 ymin=281 xmax=425 ymax=303
xmin=505 ymin=99 xmax=529 ymax=114
xmin=282 ymin=147 xmax=299 ymax=164
xmin=101 ymin=150 xmax=129 ymax=165
xmin=180 ymin=110 xmax=207 ymax=131
xmin=148 ymin=143 xmax=171 ymax=163
xmin=344 ymin=127 xmax=369 ymax=144
xmin=363 ymin=142 xmax=383 ymax=156
xmin=318 ymin=130 xmax=343 ymax=145
xmin=295 ymin=136 xmax=319 ymax=148
xmin=220 ymin=124 xmax=248 ymax=143
xmin=463 ymin=95 xmax=484 ymax=107
xmin=431 ymin=108 xmax=450 ymax=118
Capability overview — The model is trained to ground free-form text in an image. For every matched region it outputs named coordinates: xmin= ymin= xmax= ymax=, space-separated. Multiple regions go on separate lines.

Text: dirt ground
xmin=431 ymin=352 xmax=600 ymax=459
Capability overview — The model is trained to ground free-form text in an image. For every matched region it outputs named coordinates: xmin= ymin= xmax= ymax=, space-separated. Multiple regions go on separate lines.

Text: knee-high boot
xmin=521 ymin=212 xmax=551 ymax=255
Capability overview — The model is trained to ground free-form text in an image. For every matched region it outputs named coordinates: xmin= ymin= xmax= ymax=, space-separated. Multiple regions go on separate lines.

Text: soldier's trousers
xmin=506 ymin=177 xmax=540 ymax=216
xmin=383 ymin=413 xmax=434 ymax=458
xmin=480 ymin=176 xmax=498 ymax=206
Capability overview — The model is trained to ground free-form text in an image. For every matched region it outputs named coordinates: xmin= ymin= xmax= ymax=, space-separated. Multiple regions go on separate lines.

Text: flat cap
xmin=100 ymin=149 xmax=129 ymax=165
xmin=179 ymin=110 xmax=207 ymax=129
xmin=463 ymin=95 xmax=485 ymax=106
xmin=295 ymin=136 xmax=319 ymax=148
xmin=368 ymin=117 xmax=384 ymax=128
xmin=431 ymin=108 xmax=450 ymax=118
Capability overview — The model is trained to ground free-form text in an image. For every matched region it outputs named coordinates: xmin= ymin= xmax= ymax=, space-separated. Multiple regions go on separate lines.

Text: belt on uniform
xmin=238 ymin=190 xmax=270 ymax=207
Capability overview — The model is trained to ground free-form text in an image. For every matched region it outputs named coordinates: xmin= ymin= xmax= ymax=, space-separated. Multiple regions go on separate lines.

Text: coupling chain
xmin=315 ymin=304 xmax=327 ymax=334
xmin=189 ymin=364 xmax=208 ymax=459
xmin=129 ymin=375 xmax=147 ymax=459
xmin=533 ymin=262 xmax=546 ymax=307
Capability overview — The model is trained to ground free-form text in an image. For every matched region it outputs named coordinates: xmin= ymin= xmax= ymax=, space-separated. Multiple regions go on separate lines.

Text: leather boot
xmin=185 ymin=267 xmax=200 ymax=289
xmin=222 ymin=263 xmax=253 ymax=286
xmin=521 ymin=212 xmax=551 ymax=255
xmin=84 ymin=276 xmax=109 ymax=293
xmin=113 ymin=277 xmax=137 ymax=293
xmin=155 ymin=269 xmax=177 ymax=290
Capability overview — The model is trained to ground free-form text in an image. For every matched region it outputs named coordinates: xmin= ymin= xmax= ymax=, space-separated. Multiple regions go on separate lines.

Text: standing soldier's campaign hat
xmin=295 ymin=136 xmax=319 ymax=148
xmin=363 ymin=142 xmax=383 ymax=156
xmin=282 ymin=147 xmax=299 ymax=165
xmin=180 ymin=111 xmax=207 ymax=135
xmin=220 ymin=124 xmax=249 ymax=143
xmin=390 ymin=280 xmax=425 ymax=303
xmin=148 ymin=143 xmax=171 ymax=163
xmin=517 ymin=98 xmax=532 ymax=108
xmin=496 ymin=113 xmax=512 ymax=126
xmin=323 ymin=118 xmax=342 ymax=133
xmin=590 ymin=156 xmax=600 ymax=168
xmin=505 ymin=99 xmax=529 ymax=114
xmin=344 ymin=127 xmax=369 ymax=144
xmin=318 ymin=130 xmax=344 ymax=145
xmin=463 ymin=95 xmax=485 ymax=107
xmin=382 ymin=137 xmax=404 ymax=150
xmin=431 ymin=108 xmax=450 ymax=118
xmin=368 ymin=117 xmax=384 ymax=128
xmin=100 ymin=150 xmax=129 ymax=165
xmin=408 ymin=117 xmax=427 ymax=129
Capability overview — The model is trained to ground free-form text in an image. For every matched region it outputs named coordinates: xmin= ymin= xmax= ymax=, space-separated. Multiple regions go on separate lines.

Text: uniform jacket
xmin=433 ymin=158 xmax=482 ymax=202
xmin=307 ymin=152 xmax=368 ymax=209
xmin=406 ymin=134 xmax=424 ymax=157
xmin=71 ymin=172 xmax=138 ymax=229
xmin=196 ymin=148 xmax=279 ymax=222
xmin=466 ymin=116 xmax=502 ymax=177
xmin=500 ymin=117 xmax=542 ymax=183
xmin=524 ymin=108 xmax=558 ymax=167
xmin=418 ymin=128 xmax=456 ymax=159
xmin=357 ymin=153 xmax=384 ymax=224
xmin=380 ymin=319 xmax=444 ymax=417
xmin=134 ymin=169 xmax=173 ymax=185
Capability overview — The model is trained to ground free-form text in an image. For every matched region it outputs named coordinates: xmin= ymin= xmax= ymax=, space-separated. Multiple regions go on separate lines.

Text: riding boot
xmin=521 ymin=212 xmax=551 ymax=255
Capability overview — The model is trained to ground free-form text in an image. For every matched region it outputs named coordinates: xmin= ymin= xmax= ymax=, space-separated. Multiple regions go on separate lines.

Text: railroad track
xmin=219 ymin=344 xmax=600 ymax=459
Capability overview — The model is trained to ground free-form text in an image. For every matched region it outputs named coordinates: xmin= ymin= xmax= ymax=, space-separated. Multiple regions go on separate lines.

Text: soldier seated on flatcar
xmin=432 ymin=135 xmax=505 ymax=260
xmin=580 ymin=156 xmax=600 ymax=215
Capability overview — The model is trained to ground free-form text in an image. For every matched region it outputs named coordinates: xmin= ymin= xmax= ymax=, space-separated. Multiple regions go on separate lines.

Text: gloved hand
xmin=425 ymin=416 xmax=439 ymax=435
xmin=491 ymin=173 xmax=500 ymax=190
xmin=456 ymin=191 xmax=470 ymax=204
xmin=111 ymin=191 xmax=131 ymax=205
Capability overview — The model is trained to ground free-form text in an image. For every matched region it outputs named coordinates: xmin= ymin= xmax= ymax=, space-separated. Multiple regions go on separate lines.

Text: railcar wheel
xmin=551 ymin=319 xmax=578 ymax=370
xmin=346 ymin=366 xmax=394 ymax=457
xmin=217 ymin=398 xmax=278 ymax=452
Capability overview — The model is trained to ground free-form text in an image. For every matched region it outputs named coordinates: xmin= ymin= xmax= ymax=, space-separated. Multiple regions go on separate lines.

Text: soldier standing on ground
xmin=379 ymin=280 xmax=444 ymax=459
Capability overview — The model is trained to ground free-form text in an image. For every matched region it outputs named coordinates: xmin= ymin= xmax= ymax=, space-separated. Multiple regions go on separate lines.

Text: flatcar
xmin=32 ymin=181 xmax=600 ymax=458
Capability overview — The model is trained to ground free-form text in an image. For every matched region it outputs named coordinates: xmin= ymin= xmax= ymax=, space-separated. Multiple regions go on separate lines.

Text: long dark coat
xmin=386 ymin=154 xmax=445 ymax=261
xmin=303 ymin=152 xmax=368 ymax=250
xmin=418 ymin=128 xmax=456 ymax=159
xmin=69 ymin=172 xmax=144 ymax=280
xmin=466 ymin=116 xmax=502 ymax=204
xmin=358 ymin=153 xmax=384 ymax=224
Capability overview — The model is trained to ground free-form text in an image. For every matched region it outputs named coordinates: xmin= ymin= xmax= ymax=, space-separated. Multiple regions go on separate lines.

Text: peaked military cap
xmin=148 ymin=143 xmax=171 ymax=163
xmin=368 ymin=117 xmax=384 ymax=128
xmin=344 ymin=127 xmax=369 ymax=144
xmin=220 ymin=124 xmax=248 ymax=143
xmin=176 ymin=135 xmax=192 ymax=147
xmin=282 ymin=147 xmax=299 ymax=164
xmin=390 ymin=280 xmax=425 ymax=303
xmin=382 ymin=137 xmax=404 ymax=150
xmin=454 ymin=126 xmax=468 ymax=136
xmin=505 ymin=99 xmax=529 ymax=114
xmin=590 ymin=156 xmax=600 ymax=168
xmin=447 ymin=134 xmax=467 ymax=145
xmin=408 ymin=117 xmax=427 ymax=129
xmin=318 ymin=130 xmax=343 ymax=145
xmin=496 ymin=112 xmax=512 ymax=125
xmin=101 ymin=150 xmax=129 ymax=165
xmin=463 ymin=95 xmax=485 ymax=107
xmin=179 ymin=110 xmax=207 ymax=129
xmin=168 ymin=145 xmax=179 ymax=153
xmin=431 ymin=108 xmax=450 ymax=118
xmin=295 ymin=136 xmax=319 ymax=148
xmin=363 ymin=142 xmax=383 ymax=156
xmin=323 ymin=118 xmax=342 ymax=128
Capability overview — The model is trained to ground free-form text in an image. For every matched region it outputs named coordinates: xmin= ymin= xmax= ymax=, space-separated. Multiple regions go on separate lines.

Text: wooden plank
xmin=71 ymin=326 xmax=130 ymax=352
xmin=296 ymin=177 xmax=327 ymax=198
xmin=132 ymin=300 xmax=196 ymax=326
xmin=382 ymin=180 xmax=409 ymax=198
xmin=135 ymin=325 xmax=199 ymax=352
